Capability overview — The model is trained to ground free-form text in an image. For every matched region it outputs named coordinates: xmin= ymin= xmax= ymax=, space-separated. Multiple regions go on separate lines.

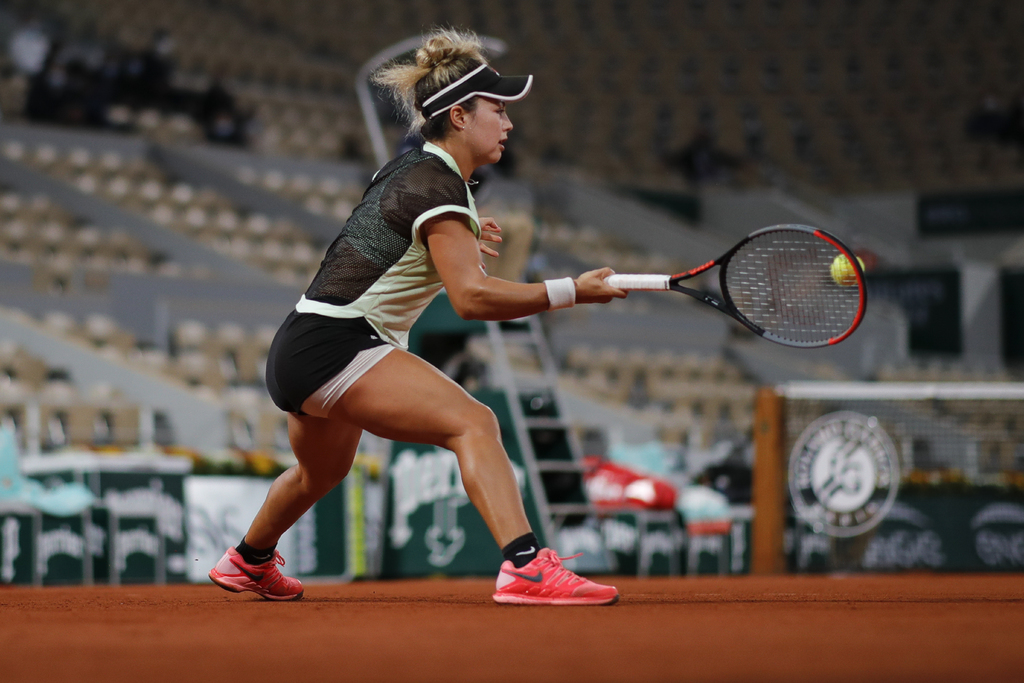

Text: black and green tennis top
xmin=296 ymin=142 xmax=480 ymax=348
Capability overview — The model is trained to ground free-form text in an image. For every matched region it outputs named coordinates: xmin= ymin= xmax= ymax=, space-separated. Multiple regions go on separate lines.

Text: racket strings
xmin=724 ymin=231 xmax=862 ymax=344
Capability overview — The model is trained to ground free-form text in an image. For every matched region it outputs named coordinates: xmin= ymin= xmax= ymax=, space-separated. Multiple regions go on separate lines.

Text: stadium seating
xmin=235 ymin=164 xmax=362 ymax=222
xmin=0 ymin=339 xmax=143 ymax=450
xmin=534 ymin=220 xmax=686 ymax=280
xmin=5 ymin=0 xmax=1020 ymax=192
xmin=0 ymin=177 xmax=158 ymax=278
xmin=184 ymin=0 xmax=1024 ymax=192
xmin=16 ymin=144 xmax=322 ymax=286
xmin=559 ymin=344 xmax=756 ymax=447
xmin=4 ymin=305 xmax=286 ymax=453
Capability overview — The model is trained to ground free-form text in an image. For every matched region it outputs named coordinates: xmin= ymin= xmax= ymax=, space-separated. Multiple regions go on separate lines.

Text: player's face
xmin=465 ymin=98 xmax=512 ymax=165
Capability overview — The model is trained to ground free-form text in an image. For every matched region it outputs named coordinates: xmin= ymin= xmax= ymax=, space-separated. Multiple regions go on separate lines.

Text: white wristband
xmin=544 ymin=277 xmax=576 ymax=310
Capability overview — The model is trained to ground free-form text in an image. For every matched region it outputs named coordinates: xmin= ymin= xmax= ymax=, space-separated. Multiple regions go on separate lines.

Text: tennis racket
xmin=605 ymin=224 xmax=867 ymax=348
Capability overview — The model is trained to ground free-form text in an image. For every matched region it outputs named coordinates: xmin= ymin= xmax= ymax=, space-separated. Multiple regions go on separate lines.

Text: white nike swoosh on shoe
xmin=515 ymin=546 xmax=536 ymax=556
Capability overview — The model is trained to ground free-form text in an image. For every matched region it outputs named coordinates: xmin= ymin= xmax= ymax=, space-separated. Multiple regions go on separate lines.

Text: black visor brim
xmin=422 ymin=66 xmax=533 ymax=119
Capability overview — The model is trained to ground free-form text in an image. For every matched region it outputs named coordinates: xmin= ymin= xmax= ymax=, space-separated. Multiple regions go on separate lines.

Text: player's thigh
xmin=331 ymin=349 xmax=497 ymax=446
xmin=287 ymin=412 xmax=362 ymax=487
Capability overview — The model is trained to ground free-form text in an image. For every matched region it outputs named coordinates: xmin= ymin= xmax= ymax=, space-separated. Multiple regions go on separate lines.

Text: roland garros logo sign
xmin=789 ymin=411 xmax=900 ymax=538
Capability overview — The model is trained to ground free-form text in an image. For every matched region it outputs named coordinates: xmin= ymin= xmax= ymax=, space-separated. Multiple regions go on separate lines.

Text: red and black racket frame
xmin=665 ymin=225 xmax=868 ymax=348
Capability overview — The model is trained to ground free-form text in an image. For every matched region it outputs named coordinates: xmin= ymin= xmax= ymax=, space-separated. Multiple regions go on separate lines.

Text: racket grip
xmin=605 ymin=274 xmax=670 ymax=291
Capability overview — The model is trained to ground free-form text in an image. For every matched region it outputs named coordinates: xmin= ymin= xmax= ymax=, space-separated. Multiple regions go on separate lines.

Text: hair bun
xmin=372 ymin=28 xmax=487 ymax=136
xmin=417 ymin=37 xmax=463 ymax=69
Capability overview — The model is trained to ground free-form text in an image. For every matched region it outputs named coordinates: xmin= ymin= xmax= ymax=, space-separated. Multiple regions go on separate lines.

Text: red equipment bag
xmin=582 ymin=456 xmax=677 ymax=510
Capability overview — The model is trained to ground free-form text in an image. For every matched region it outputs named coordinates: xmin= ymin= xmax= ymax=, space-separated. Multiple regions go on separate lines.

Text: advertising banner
xmin=380 ymin=390 xmax=546 ymax=577
xmin=601 ymin=511 xmax=682 ymax=576
xmin=112 ymin=514 xmax=162 ymax=584
xmin=0 ymin=504 xmax=37 ymax=584
xmin=601 ymin=507 xmax=752 ymax=576
xmin=918 ymin=190 xmax=1024 ymax=235
xmin=787 ymin=497 xmax=1024 ymax=572
xmin=185 ymin=475 xmax=354 ymax=583
xmin=23 ymin=454 xmax=191 ymax=583
xmin=864 ymin=497 xmax=1024 ymax=571
xmin=38 ymin=511 xmax=88 ymax=585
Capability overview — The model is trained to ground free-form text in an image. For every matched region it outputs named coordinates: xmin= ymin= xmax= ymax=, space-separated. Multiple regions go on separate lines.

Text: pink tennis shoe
xmin=493 ymin=548 xmax=619 ymax=606
xmin=209 ymin=547 xmax=304 ymax=601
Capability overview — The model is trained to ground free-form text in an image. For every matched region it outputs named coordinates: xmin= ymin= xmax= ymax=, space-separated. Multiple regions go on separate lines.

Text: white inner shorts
xmin=300 ymin=344 xmax=395 ymax=417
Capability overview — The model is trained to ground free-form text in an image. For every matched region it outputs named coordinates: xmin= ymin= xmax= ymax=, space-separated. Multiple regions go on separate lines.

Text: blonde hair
xmin=373 ymin=28 xmax=488 ymax=139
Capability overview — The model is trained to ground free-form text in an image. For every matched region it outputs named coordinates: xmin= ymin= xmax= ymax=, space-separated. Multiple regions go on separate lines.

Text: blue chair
xmin=0 ymin=427 xmax=94 ymax=516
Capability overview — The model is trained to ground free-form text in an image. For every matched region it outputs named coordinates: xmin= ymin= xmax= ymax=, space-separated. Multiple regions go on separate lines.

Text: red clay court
xmin=3 ymin=573 xmax=1022 ymax=682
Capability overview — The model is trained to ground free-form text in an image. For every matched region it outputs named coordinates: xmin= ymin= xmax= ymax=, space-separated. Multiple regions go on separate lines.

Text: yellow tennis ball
xmin=830 ymin=254 xmax=863 ymax=286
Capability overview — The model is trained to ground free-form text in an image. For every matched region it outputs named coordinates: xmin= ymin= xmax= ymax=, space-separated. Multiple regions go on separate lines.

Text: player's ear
xmin=449 ymin=105 xmax=468 ymax=132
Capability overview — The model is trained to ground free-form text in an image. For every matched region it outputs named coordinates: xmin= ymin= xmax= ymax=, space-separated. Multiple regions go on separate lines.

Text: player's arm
xmin=424 ymin=215 xmax=625 ymax=321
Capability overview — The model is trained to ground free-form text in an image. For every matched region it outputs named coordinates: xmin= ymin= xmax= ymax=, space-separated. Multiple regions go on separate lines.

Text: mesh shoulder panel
xmin=380 ymin=155 xmax=471 ymax=235
xmin=304 ymin=149 xmax=470 ymax=306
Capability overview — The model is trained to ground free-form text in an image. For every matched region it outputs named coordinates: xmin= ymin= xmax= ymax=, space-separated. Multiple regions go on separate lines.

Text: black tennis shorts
xmin=265 ymin=311 xmax=390 ymax=414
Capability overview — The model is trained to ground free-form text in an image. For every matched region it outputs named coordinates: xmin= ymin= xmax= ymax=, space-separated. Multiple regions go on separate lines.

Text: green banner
xmin=600 ymin=508 xmax=752 ymax=576
xmin=0 ymin=507 xmax=38 ymax=584
xmin=919 ymin=190 xmax=1024 ymax=235
xmin=99 ymin=472 xmax=188 ymax=582
xmin=789 ymin=495 xmax=1024 ymax=572
xmin=602 ymin=511 xmax=681 ymax=575
xmin=185 ymin=474 xmax=356 ymax=582
xmin=113 ymin=515 xmax=161 ymax=584
xmin=381 ymin=389 xmax=547 ymax=577
xmin=24 ymin=455 xmax=191 ymax=583
xmin=38 ymin=513 xmax=88 ymax=585
xmin=866 ymin=270 xmax=961 ymax=354
xmin=1000 ymin=270 xmax=1024 ymax=362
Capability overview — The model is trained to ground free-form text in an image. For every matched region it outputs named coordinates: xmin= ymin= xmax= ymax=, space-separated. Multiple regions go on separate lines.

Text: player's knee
xmin=294 ymin=464 xmax=346 ymax=498
xmin=440 ymin=400 xmax=500 ymax=450
xmin=462 ymin=401 xmax=501 ymax=441
xmin=434 ymin=398 xmax=501 ymax=454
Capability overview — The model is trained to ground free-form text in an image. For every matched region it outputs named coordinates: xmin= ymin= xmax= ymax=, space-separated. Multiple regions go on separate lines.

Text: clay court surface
xmin=2 ymin=574 xmax=1022 ymax=682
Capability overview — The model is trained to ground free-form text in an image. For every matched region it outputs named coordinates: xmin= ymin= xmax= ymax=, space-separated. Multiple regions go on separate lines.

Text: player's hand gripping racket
xmin=606 ymin=224 xmax=867 ymax=348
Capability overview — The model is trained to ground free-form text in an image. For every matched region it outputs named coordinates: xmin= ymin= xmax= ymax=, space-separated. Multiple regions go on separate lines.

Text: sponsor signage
xmin=0 ymin=509 xmax=35 ymax=584
xmin=23 ymin=454 xmax=191 ymax=583
xmin=185 ymin=475 xmax=355 ymax=583
xmin=865 ymin=498 xmax=1024 ymax=571
xmin=789 ymin=412 xmax=901 ymax=538
xmin=861 ymin=501 xmax=946 ymax=570
xmin=598 ymin=508 xmax=752 ymax=576
xmin=380 ymin=390 xmax=546 ymax=577
xmin=38 ymin=514 xmax=88 ymax=584
xmin=788 ymin=497 xmax=1024 ymax=572
xmin=866 ymin=271 xmax=961 ymax=354
xmin=112 ymin=516 xmax=161 ymax=584
xmin=918 ymin=190 xmax=1024 ymax=235
xmin=103 ymin=475 xmax=186 ymax=582
xmin=971 ymin=502 xmax=1024 ymax=568
xmin=382 ymin=444 xmax=525 ymax=576
xmin=600 ymin=512 xmax=682 ymax=576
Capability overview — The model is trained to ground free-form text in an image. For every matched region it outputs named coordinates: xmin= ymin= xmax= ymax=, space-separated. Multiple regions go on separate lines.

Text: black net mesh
xmin=305 ymin=149 xmax=470 ymax=305
xmin=786 ymin=395 xmax=1024 ymax=484
xmin=723 ymin=229 xmax=863 ymax=345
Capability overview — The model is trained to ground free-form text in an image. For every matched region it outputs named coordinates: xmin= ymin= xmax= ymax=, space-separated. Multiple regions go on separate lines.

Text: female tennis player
xmin=210 ymin=29 xmax=624 ymax=605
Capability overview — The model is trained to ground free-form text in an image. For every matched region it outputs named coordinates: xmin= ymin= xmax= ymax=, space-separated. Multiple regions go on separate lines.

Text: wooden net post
xmin=751 ymin=386 xmax=786 ymax=574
